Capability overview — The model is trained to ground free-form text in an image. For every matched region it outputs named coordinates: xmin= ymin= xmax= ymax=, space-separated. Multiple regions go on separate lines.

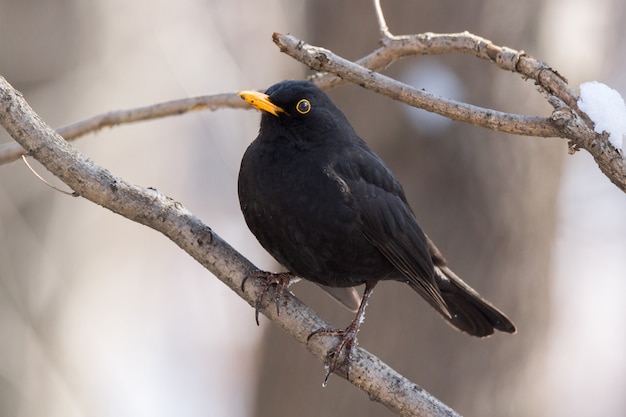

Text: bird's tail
xmin=409 ymin=237 xmax=516 ymax=337
xmin=426 ymin=265 xmax=516 ymax=337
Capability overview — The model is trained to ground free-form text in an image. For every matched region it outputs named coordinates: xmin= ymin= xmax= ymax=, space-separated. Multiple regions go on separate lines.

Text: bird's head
xmin=238 ymin=80 xmax=355 ymax=143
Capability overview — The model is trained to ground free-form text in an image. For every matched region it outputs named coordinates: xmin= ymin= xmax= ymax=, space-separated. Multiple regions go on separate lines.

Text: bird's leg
xmin=241 ymin=270 xmax=296 ymax=325
xmin=308 ymin=281 xmax=377 ymax=386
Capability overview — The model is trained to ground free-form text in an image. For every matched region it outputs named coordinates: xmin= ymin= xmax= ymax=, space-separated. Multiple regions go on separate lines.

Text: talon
xmin=242 ymin=271 xmax=295 ymax=325
xmin=307 ymin=281 xmax=377 ymax=386
xmin=240 ymin=274 xmax=250 ymax=292
xmin=254 ymin=295 xmax=263 ymax=326
xmin=306 ymin=327 xmax=327 ymax=342
xmin=307 ymin=325 xmax=358 ymax=385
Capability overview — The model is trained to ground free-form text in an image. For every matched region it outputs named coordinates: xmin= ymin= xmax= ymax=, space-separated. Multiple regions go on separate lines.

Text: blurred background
xmin=1 ymin=0 xmax=625 ymax=416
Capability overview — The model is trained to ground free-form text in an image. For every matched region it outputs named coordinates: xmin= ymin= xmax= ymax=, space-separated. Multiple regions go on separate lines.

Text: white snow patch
xmin=578 ymin=81 xmax=626 ymax=153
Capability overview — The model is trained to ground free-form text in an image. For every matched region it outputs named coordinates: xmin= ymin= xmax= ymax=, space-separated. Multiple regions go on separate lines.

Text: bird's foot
xmin=306 ymin=281 xmax=376 ymax=386
xmin=241 ymin=271 xmax=296 ymax=325
xmin=308 ymin=324 xmax=359 ymax=387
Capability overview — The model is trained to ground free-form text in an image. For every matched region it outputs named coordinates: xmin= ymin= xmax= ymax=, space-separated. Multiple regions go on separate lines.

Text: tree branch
xmin=0 ymin=75 xmax=460 ymax=417
xmin=0 ymin=93 xmax=246 ymax=165
xmin=273 ymin=32 xmax=626 ymax=193
xmin=278 ymin=33 xmax=552 ymax=136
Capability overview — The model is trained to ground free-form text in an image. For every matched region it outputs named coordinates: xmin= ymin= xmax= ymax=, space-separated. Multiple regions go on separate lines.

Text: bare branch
xmin=20 ymin=154 xmax=78 ymax=196
xmin=274 ymin=32 xmax=626 ymax=193
xmin=278 ymin=33 xmax=559 ymax=137
xmin=373 ymin=0 xmax=392 ymax=38
xmin=0 ymin=75 xmax=460 ymax=417
xmin=0 ymin=93 xmax=246 ymax=166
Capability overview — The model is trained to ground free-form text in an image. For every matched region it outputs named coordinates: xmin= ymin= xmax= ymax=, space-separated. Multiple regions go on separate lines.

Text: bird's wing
xmin=333 ymin=144 xmax=450 ymax=316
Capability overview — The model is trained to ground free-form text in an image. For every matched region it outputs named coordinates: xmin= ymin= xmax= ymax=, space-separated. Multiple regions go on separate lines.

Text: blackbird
xmin=237 ymin=80 xmax=515 ymax=382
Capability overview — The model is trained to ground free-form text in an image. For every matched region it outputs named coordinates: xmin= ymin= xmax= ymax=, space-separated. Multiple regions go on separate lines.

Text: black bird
xmin=237 ymin=80 xmax=515 ymax=382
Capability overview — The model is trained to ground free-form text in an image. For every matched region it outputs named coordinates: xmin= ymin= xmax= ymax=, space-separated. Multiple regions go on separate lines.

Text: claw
xmin=307 ymin=281 xmax=377 ymax=386
xmin=309 ymin=325 xmax=359 ymax=386
xmin=242 ymin=271 xmax=295 ymax=325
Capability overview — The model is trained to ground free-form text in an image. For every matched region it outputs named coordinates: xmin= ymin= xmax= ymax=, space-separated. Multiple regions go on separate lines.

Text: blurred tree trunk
xmin=253 ymin=1 xmax=563 ymax=416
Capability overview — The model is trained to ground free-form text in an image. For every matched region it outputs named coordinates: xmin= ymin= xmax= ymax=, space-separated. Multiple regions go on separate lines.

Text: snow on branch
xmin=578 ymin=81 xmax=626 ymax=152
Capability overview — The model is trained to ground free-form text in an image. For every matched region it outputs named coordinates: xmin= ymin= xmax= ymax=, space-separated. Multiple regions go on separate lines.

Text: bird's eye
xmin=296 ymin=99 xmax=311 ymax=114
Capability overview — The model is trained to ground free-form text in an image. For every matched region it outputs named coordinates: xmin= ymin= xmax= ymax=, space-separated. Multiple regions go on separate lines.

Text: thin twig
xmin=21 ymin=155 xmax=78 ymax=196
xmin=373 ymin=0 xmax=392 ymax=38
xmin=0 ymin=93 xmax=246 ymax=166
xmin=58 ymin=93 xmax=245 ymax=141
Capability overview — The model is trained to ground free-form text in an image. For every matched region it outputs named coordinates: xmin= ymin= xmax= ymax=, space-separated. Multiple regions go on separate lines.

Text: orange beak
xmin=238 ymin=90 xmax=285 ymax=117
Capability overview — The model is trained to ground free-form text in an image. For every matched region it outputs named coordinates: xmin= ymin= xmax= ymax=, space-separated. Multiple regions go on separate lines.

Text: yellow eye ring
xmin=296 ymin=99 xmax=311 ymax=114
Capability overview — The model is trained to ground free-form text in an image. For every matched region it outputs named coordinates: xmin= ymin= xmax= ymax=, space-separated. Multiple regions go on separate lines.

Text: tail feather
xmin=432 ymin=265 xmax=516 ymax=337
xmin=410 ymin=236 xmax=516 ymax=337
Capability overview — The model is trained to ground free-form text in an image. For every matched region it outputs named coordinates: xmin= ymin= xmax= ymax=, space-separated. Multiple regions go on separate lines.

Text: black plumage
xmin=237 ymin=80 xmax=515 ymax=380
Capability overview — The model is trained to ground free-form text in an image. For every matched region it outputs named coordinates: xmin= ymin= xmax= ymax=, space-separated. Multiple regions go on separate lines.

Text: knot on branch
xmin=535 ymin=65 xmax=569 ymax=96
xmin=484 ymin=44 xmax=530 ymax=73
xmin=550 ymin=103 xmax=590 ymax=140
xmin=550 ymin=107 xmax=574 ymax=129
xmin=313 ymin=50 xmax=331 ymax=69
